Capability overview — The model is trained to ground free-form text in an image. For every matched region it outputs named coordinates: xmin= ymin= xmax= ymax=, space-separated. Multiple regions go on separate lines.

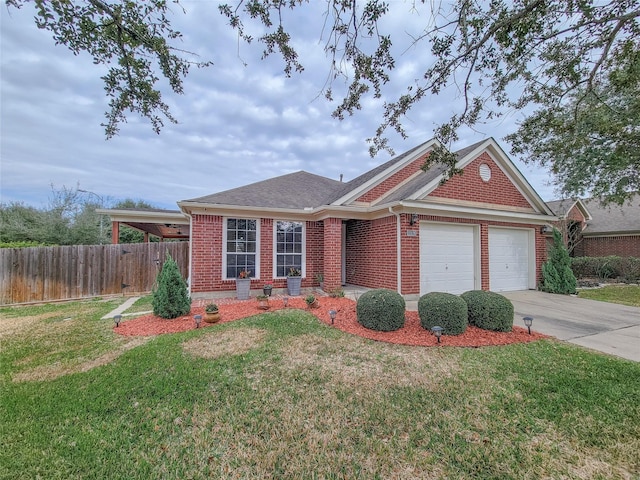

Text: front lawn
xmin=1 ymin=299 xmax=639 ymax=479
xmin=578 ymin=284 xmax=640 ymax=307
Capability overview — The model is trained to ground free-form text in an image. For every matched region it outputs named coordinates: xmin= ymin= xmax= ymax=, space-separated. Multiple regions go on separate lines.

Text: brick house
xmin=175 ymin=138 xmax=555 ymax=297
xmin=546 ymin=197 xmax=640 ymax=257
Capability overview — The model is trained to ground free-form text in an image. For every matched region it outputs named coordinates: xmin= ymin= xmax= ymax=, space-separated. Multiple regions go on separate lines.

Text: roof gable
xmin=546 ymin=199 xmax=591 ymax=222
xmin=428 ymin=151 xmax=532 ymax=209
xmin=403 ymin=138 xmax=551 ymax=214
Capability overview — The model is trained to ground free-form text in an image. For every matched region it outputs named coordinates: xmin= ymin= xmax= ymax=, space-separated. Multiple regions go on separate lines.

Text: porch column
xmin=323 ymin=217 xmax=343 ymax=291
xmin=111 ymin=221 xmax=120 ymax=244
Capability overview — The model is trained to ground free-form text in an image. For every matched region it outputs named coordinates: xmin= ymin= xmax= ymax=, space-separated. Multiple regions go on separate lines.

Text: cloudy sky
xmin=1 ymin=1 xmax=557 ymax=211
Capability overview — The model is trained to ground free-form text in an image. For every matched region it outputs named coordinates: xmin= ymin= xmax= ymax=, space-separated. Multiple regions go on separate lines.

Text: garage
xmin=488 ymin=227 xmax=533 ymax=292
xmin=419 ymin=223 xmax=479 ymax=295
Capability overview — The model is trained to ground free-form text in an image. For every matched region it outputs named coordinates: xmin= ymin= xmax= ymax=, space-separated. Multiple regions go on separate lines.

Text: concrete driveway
xmin=502 ymin=290 xmax=640 ymax=362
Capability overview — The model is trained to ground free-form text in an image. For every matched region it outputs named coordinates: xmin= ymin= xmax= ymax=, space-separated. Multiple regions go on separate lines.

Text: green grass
xmin=1 ymin=299 xmax=639 ymax=479
xmin=578 ymin=284 xmax=640 ymax=307
xmin=124 ymin=295 xmax=154 ymax=314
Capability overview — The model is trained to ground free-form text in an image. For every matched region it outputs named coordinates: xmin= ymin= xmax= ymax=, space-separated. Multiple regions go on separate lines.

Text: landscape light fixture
xmin=523 ymin=316 xmax=533 ymax=335
xmin=194 ymin=314 xmax=202 ymax=329
xmin=328 ymin=309 xmax=337 ymax=325
xmin=113 ymin=314 xmax=122 ymax=327
xmin=283 ymin=296 xmax=289 ymax=307
xmin=431 ymin=326 xmax=443 ymax=343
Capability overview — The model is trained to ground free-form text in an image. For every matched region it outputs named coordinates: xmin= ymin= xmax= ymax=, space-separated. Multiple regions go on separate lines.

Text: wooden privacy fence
xmin=0 ymin=242 xmax=189 ymax=305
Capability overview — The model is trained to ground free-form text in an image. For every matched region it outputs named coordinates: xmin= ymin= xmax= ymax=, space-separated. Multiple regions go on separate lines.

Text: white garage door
xmin=420 ymin=223 xmax=477 ymax=295
xmin=489 ymin=228 xmax=531 ymax=292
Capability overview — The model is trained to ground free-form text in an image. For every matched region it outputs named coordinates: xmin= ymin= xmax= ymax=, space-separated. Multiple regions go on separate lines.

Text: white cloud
xmin=0 ymin=1 xmax=558 ymax=212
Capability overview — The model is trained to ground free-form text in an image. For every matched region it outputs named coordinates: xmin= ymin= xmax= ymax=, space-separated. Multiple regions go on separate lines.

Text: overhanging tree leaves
xmin=506 ymin=47 xmax=640 ymax=204
xmin=7 ymin=0 xmax=210 ymax=138
xmin=7 ymin=1 xmax=640 ymax=201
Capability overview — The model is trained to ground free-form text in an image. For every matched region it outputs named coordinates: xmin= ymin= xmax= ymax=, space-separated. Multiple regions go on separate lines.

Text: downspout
xmin=184 ymin=210 xmax=194 ymax=296
xmin=389 ymin=206 xmax=402 ymax=294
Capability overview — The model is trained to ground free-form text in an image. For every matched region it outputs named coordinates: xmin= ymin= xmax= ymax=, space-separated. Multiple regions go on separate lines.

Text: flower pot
xmin=287 ymin=276 xmax=302 ymax=296
xmin=236 ymin=278 xmax=251 ymax=300
xmin=204 ymin=312 xmax=220 ymax=323
xmin=263 ymin=286 xmax=272 ymax=296
xmin=257 ymin=298 xmax=270 ymax=310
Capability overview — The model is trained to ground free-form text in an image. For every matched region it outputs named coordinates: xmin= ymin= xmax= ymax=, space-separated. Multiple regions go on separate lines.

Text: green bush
xmin=356 ymin=289 xmax=405 ymax=332
xmin=417 ymin=292 xmax=468 ymax=335
xmin=0 ymin=241 xmax=56 ymax=248
xmin=461 ymin=290 xmax=514 ymax=332
xmin=540 ymin=229 xmax=577 ymax=294
xmin=152 ymin=252 xmax=191 ymax=319
xmin=620 ymin=257 xmax=640 ymax=283
xmin=570 ymin=256 xmax=640 ymax=283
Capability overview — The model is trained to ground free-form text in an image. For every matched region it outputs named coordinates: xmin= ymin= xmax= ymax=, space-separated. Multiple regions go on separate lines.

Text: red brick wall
xmin=190 ymin=216 xmax=326 ymax=293
xmin=306 ymin=220 xmax=325 ymax=287
xmin=345 ymin=213 xmax=547 ymax=295
xmin=190 ymin=214 xmax=224 ymax=292
xmin=566 ymin=204 xmax=586 ymax=223
xmin=345 ymin=216 xmax=398 ymax=290
xmin=582 ymin=235 xmax=640 ymax=257
xmin=356 ymin=155 xmax=428 ymax=203
xmin=430 ymin=152 xmax=532 ymax=209
xmin=322 ymin=218 xmax=343 ymax=291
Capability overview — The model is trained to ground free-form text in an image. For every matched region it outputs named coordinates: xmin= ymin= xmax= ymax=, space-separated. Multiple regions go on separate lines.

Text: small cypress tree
xmin=152 ymin=252 xmax=191 ymax=319
xmin=540 ymin=229 xmax=577 ymax=294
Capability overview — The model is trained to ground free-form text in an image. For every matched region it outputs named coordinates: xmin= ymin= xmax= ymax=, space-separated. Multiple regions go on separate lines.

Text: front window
xmin=225 ymin=218 xmax=258 ymax=278
xmin=275 ymin=221 xmax=304 ymax=277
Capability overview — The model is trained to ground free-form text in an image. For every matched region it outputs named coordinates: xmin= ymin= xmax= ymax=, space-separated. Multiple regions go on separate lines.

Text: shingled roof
xmin=582 ymin=197 xmax=640 ymax=235
xmin=183 ymin=139 xmax=491 ymax=210
xmin=547 ymin=197 xmax=640 ymax=235
xmin=183 ymin=171 xmax=344 ymax=209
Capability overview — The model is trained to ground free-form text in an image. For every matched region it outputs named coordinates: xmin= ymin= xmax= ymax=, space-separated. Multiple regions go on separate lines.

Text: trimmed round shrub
xmin=417 ymin=292 xmax=468 ymax=335
xmin=461 ymin=290 xmax=514 ymax=332
xmin=356 ymin=289 xmax=405 ymax=332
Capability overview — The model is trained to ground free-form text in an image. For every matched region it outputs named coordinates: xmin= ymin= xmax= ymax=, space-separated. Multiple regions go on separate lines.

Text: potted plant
xmin=256 ymin=294 xmax=270 ymax=310
xmin=236 ymin=269 xmax=251 ymax=300
xmin=263 ymin=282 xmax=273 ymax=296
xmin=286 ymin=267 xmax=302 ymax=296
xmin=204 ymin=303 xmax=220 ymax=323
xmin=304 ymin=294 xmax=317 ymax=309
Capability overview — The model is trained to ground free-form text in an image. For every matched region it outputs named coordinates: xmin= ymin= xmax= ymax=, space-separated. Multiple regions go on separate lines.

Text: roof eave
xmin=96 ymin=208 xmax=189 ymax=224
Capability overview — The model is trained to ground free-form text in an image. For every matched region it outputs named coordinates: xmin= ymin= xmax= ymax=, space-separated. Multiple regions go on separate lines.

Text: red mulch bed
xmin=115 ymin=296 xmax=546 ymax=347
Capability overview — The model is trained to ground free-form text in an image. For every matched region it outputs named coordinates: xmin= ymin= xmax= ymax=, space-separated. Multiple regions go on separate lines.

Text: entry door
xmin=489 ymin=227 xmax=531 ymax=292
xmin=420 ymin=223 xmax=477 ymax=295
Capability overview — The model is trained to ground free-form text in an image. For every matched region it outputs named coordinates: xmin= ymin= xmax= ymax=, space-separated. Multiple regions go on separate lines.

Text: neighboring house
xmin=170 ymin=137 xmax=554 ymax=297
xmin=546 ymin=197 xmax=640 ymax=257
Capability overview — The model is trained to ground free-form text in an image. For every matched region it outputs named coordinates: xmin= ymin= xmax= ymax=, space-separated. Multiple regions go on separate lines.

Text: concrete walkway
xmin=101 ymin=296 xmax=144 ymax=320
xmin=502 ymin=290 xmax=640 ymax=362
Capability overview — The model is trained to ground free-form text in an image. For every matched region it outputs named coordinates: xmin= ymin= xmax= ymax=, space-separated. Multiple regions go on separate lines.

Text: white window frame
xmin=273 ymin=220 xmax=306 ymax=278
xmin=222 ymin=217 xmax=260 ymax=280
